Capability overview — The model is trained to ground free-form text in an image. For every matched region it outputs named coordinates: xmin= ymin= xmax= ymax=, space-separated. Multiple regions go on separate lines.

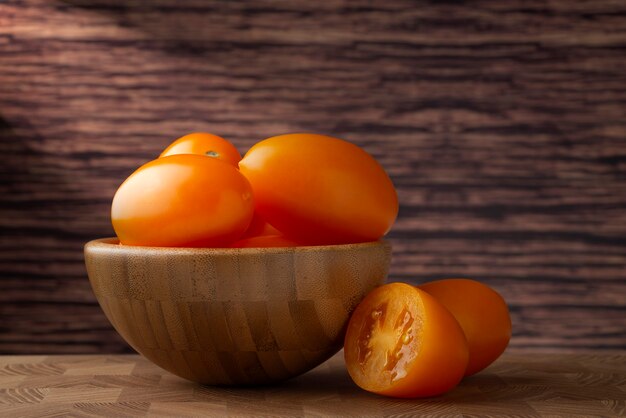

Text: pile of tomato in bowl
xmin=111 ymin=132 xmax=398 ymax=248
xmin=105 ymin=132 xmax=511 ymax=398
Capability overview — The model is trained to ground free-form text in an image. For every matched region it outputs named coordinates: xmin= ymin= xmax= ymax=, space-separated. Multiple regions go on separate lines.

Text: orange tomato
xmin=344 ymin=283 xmax=469 ymax=398
xmin=419 ymin=278 xmax=511 ymax=376
xmin=240 ymin=211 xmax=279 ymax=239
xmin=231 ymin=235 xmax=298 ymax=248
xmin=160 ymin=132 xmax=241 ymax=166
xmin=112 ymin=155 xmax=254 ymax=247
xmin=238 ymin=133 xmax=398 ymax=245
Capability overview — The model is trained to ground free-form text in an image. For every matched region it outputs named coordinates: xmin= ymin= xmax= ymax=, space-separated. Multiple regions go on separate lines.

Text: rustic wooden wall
xmin=1 ymin=0 xmax=625 ymax=354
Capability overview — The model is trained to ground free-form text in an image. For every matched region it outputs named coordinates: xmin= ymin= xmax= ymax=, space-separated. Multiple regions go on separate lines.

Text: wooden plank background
xmin=0 ymin=0 xmax=625 ymax=354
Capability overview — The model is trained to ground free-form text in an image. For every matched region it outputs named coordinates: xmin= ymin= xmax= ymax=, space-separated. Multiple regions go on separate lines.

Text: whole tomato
xmin=238 ymin=133 xmax=398 ymax=245
xmin=160 ymin=132 xmax=241 ymax=166
xmin=112 ymin=154 xmax=254 ymax=247
xmin=419 ymin=278 xmax=512 ymax=376
xmin=344 ymin=283 xmax=469 ymax=398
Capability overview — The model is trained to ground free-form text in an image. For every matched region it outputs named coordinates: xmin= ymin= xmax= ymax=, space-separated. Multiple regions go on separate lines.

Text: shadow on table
xmin=184 ymin=364 xmax=551 ymax=415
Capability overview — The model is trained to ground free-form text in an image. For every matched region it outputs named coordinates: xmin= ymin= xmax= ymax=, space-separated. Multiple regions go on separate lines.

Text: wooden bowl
xmin=84 ymin=238 xmax=391 ymax=385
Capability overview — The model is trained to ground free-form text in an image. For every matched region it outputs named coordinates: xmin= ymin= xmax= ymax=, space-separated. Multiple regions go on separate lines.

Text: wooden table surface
xmin=0 ymin=352 xmax=624 ymax=417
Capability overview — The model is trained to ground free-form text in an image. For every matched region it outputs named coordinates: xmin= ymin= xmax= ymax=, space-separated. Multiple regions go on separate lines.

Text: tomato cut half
xmin=344 ymin=283 xmax=469 ymax=398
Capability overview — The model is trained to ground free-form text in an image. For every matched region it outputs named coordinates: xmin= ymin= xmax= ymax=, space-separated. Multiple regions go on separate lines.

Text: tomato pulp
xmin=344 ymin=283 xmax=469 ymax=398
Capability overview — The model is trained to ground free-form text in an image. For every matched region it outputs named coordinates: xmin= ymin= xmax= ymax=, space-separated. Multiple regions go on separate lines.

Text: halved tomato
xmin=344 ymin=283 xmax=469 ymax=398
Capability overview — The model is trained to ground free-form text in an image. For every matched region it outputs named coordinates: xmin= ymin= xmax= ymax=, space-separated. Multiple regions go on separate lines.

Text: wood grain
xmin=0 ymin=352 xmax=625 ymax=417
xmin=1 ymin=0 xmax=626 ymax=353
xmin=84 ymin=238 xmax=390 ymax=384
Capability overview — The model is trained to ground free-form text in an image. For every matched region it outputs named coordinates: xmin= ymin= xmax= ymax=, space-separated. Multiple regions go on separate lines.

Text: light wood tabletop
xmin=0 ymin=351 xmax=624 ymax=417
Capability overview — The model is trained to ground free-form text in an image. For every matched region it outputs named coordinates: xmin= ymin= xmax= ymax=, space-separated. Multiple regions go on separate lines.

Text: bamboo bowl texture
xmin=84 ymin=238 xmax=391 ymax=385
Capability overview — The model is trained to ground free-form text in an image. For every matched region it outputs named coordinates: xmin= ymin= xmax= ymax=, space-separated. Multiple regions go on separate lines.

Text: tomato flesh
xmin=345 ymin=283 xmax=469 ymax=398
xmin=356 ymin=302 xmax=421 ymax=387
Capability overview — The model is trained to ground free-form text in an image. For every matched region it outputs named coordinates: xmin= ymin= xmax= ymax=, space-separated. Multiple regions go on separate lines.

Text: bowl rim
xmin=85 ymin=237 xmax=390 ymax=255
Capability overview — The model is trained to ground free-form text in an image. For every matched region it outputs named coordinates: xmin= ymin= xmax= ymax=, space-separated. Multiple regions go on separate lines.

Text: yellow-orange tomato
xmin=160 ymin=132 xmax=241 ymax=166
xmin=238 ymin=133 xmax=398 ymax=245
xmin=344 ymin=283 xmax=469 ymax=398
xmin=240 ymin=211 xmax=279 ymax=239
xmin=419 ymin=278 xmax=511 ymax=376
xmin=112 ymin=155 xmax=254 ymax=247
xmin=232 ymin=235 xmax=298 ymax=248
